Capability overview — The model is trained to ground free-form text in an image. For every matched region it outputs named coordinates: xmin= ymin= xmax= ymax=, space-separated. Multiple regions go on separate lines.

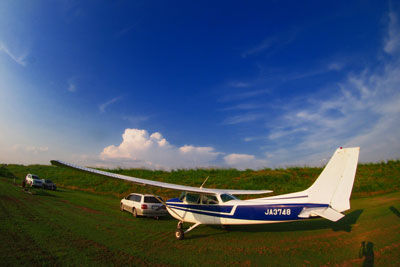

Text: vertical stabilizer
xmin=306 ymin=147 xmax=360 ymax=212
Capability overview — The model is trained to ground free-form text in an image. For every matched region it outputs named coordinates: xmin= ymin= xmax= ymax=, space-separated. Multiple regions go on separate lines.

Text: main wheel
xmin=132 ymin=208 xmax=137 ymax=217
xmin=175 ymin=229 xmax=184 ymax=240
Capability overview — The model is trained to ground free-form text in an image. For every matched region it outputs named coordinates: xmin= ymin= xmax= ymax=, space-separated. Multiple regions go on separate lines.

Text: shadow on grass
xmin=185 ymin=230 xmax=229 ymax=240
xmin=183 ymin=210 xmax=364 ymax=240
xmin=389 ymin=206 xmax=400 ymax=219
xmin=225 ymin=209 xmax=363 ymax=233
xmin=359 ymin=241 xmax=374 ymax=267
xmin=31 ymin=189 xmax=59 ymax=198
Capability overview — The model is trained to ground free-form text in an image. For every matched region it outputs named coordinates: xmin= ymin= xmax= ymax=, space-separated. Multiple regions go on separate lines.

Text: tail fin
xmin=306 ymin=147 xmax=360 ymax=212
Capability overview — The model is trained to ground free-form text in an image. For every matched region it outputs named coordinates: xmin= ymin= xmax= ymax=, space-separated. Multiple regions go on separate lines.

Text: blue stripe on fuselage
xmin=167 ymin=203 xmax=234 ymax=213
xmin=166 ymin=202 xmax=329 ymax=221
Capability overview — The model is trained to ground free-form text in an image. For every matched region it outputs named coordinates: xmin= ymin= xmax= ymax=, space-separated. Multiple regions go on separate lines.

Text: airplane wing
xmin=50 ymin=160 xmax=272 ymax=195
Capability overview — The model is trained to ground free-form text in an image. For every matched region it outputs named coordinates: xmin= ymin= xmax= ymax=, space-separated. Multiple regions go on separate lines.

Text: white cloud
xmin=223 ymin=113 xmax=263 ymax=125
xmin=236 ymin=10 xmax=400 ymax=167
xmin=224 ymin=153 xmax=268 ymax=170
xmin=99 ymin=97 xmax=121 ymax=113
xmin=67 ymin=78 xmax=76 ymax=92
xmin=384 ymin=12 xmax=400 ymax=55
xmin=221 ymin=89 xmax=270 ymax=102
xmin=100 ymin=129 xmax=221 ymax=169
xmin=12 ymin=144 xmax=49 ymax=155
xmin=265 ymin=50 xmax=400 ymax=166
xmin=122 ymin=115 xmax=149 ymax=125
xmin=241 ymin=30 xmax=298 ymax=58
xmin=0 ymin=41 xmax=28 ymax=66
xmin=229 ymin=82 xmax=251 ymax=88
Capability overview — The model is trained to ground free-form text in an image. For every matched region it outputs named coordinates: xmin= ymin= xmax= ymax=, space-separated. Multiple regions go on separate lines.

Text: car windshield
xmin=32 ymin=175 xmax=40 ymax=180
xmin=144 ymin=196 xmax=161 ymax=203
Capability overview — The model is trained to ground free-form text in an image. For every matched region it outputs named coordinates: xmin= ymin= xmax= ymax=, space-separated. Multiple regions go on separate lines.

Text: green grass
xmin=1 ymin=176 xmax=399 ymax=266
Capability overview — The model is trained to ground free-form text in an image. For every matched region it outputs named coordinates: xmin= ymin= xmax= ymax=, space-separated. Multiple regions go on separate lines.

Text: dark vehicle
xmin=42 ymin=179 xmax=57 ymax=190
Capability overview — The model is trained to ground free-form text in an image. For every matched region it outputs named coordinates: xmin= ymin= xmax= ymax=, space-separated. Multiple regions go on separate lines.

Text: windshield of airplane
xmin=220 ymin=194 xmax=238 ymax=202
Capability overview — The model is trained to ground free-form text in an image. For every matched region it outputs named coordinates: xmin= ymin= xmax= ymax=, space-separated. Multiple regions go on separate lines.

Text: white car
xmin=120 ymin=193 xmax=168 ymax=218
xmin=25 ymin=174 xmax=44 ymax=188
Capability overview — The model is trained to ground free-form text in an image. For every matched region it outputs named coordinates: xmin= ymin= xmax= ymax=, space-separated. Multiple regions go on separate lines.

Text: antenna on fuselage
xmin=200 ymin=176 xmax=209 ymax=189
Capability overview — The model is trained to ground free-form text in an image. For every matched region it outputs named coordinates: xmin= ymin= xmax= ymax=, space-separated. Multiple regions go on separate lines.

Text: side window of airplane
xmin=185 ymin=193 xmax=200 ymax=204
xmin=201 ymin=195 xmax=219 ymax=205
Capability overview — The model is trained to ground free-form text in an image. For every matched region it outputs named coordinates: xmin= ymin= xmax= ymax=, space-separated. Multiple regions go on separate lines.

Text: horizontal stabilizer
xmin=313 ymin=208 xmax=344 ymax=222
xmin=298 ymin=207 xmax=344 ymax=222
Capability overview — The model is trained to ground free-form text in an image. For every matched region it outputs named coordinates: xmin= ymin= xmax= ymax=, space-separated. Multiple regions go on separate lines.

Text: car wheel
xmin=132 ymin=208 xmax=137 ymax=217
xmin=175 ymin=229 xmax=184 ymax=240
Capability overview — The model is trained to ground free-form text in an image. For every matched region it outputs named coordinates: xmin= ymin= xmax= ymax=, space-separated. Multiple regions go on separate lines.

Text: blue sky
xmin=1 ymin=1 xmax=400 ymax=169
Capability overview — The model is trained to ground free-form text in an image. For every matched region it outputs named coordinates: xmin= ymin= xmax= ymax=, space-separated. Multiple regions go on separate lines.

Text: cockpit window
xmin=220 ymin=194 xmax=237 ymax=202
xmin=201 ymin=195 xmax=219 ymax=205
xmin=185 ymin=193 xmax=200 ymax=204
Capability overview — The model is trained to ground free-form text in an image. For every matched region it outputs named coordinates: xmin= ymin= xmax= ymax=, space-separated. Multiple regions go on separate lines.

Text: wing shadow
xmin=227 ymin=209 xmax=363 ymax=233
xmin=389 ymin=206 xmax=400 ymax=219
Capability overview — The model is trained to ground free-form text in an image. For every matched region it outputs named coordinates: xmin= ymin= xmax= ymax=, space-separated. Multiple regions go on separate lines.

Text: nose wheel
xmin=175 ymin=221 xmax=201 ymax=240
xmin=175 ymin=229 xmax=184 ymax=240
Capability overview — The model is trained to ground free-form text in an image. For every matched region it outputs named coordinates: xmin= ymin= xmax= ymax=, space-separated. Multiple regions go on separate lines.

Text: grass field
xmin=1 ymin=163 xmax=400 ymax=266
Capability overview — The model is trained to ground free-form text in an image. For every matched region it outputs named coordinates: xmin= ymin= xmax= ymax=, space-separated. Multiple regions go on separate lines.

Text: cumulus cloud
xmin=224 ymin=153 xmax=268 ymax=170
xmin=100 ymin=129 xmax=221 ymax=169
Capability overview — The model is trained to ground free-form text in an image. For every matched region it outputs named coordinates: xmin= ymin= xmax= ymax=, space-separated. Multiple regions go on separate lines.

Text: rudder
xmin=306 ymin=147 xmax=360 ymax=212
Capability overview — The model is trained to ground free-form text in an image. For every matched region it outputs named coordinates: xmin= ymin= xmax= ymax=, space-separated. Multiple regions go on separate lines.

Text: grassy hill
xmin=1 ymin=160 xmax=400 ymax=199
xmin=0 ymin=176 xmax=399 ymax=266
xmin=1 ymin=161 xmax=399 ymax=265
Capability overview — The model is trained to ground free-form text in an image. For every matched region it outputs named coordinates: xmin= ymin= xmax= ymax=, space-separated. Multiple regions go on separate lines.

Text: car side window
xmin=131 ymin=195 xmax=139 ymax=202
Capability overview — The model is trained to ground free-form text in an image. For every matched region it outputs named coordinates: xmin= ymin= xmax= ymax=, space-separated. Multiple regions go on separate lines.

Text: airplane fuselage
xmin=166 ymin=197 xmax=328 ymax=225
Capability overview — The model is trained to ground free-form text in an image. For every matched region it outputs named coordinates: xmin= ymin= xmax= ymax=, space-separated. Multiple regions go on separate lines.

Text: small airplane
xmin=51 ymin=147 xmax=360 ymax=240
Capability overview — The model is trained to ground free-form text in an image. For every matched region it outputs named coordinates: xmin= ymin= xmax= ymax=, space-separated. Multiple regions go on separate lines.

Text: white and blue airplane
xmin=51 ymin=147 xmax=359 ymax=240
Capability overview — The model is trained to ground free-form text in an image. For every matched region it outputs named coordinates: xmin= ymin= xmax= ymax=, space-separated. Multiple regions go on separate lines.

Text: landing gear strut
xmin=175 ymin=221 xmax=201 ymax=240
